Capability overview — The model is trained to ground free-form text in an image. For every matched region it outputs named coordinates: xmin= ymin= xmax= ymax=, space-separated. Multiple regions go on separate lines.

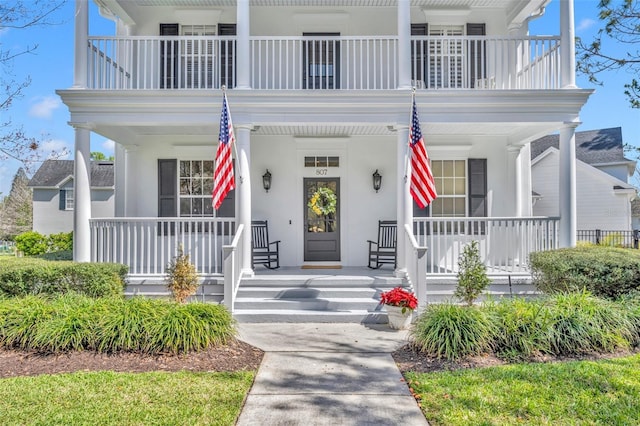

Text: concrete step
xmin=234 ymin=297 xmax=384 ymax=311
xmin=236 ymin=286 xmax=384 ymax=299
xmin=242 ymin=275 xmax=404 ymax=287
xmin=233 ymin=309 xmax=388 ymax=323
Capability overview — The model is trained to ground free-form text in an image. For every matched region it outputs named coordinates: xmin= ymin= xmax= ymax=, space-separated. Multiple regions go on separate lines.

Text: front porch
xmin=95 ymin=216 xmax=555 ymax=316
xmin=92 ymin=216 xmax=558 ymax=277
xmin=125 ymin=265 xmax=538 ymax=323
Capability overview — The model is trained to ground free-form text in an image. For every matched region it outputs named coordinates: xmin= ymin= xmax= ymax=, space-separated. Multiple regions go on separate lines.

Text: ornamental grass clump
xmin=0 ymin=295 xmax=235 ymax=354
xmin=489 ymin=297 xmax=552 ymax=360
xmin=379 ymin=286 xmax=418 ymax=314
xmin=544 ymin=291 xmax=635 ymax=355
xmin=411 ymin=303 xmax=496 ymax=361
xmin=165 ymin=244 xmax=200 ymax=304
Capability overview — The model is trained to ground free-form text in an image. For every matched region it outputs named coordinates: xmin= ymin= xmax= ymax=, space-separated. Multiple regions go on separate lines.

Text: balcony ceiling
xmin=99 ymin=0 xmax=550 ymax=27
xmin=130 ymin=0 xmax=540 ymax=6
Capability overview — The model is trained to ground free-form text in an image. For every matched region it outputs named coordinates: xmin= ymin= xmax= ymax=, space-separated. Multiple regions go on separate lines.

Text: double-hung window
xmin=59 ymin=188 xmax=74 ymax=211
xmin=430 ymin=160 xmax=466 ymax=217
xmin=179 ymin=160 xmax=215 ymax=217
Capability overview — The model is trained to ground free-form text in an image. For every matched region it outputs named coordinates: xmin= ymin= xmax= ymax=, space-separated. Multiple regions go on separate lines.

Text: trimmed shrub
xmin=0 ymin=258 xmax=128 ymax=298
xmin=166 ymin=245 xmax=200 ymax=304
xmin=411 ymin=303 xmax=496 ymax=360
xmin=530 ymin=246 xmax=640 ymax=299
xmin=455 ymin=240 xmax=491 ymax=306
xmin=47 ymin=232 xmax=73 ymax=252
xmin=0 ymin=295 xmax=236 ymax=354
xmin=14 ymin=231 xmax=48 ymax=256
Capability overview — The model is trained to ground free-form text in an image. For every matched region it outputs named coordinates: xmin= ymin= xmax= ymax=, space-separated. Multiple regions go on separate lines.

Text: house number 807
xmin=315 ymin=169 xmax=328 ymax=175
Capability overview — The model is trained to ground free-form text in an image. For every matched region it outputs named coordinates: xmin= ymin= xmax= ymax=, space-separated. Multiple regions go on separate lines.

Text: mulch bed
xmin=392 ymin=343 xmax=640 ymax=374
xmin=0 ymin=339 xmax=264 ymax=378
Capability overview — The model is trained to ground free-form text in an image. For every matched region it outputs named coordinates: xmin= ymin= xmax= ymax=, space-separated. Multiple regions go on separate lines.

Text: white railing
xmin=223 ymin=224 xmax=244 ymax=313
xmin=89 ymin=217 xmax=236 ymax=276
xmin=86 ymin=35 xmax=560 ymax=91
xmin=404 ymin=224 xmax=428 ymax=314
xmin=414 ymin=217 xmax=559 ymax=275
xmin=410 ymin=36 xmax=560 ymax=90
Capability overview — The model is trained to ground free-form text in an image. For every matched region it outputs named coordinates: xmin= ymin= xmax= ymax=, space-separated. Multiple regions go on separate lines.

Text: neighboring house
xmin=633 ymin=199 xmax=640 ymax=230
xmin=531 ymin=128 xmax=637 ymax=231
xmin=58 ymin=0 xmax=591 ymax=310
xmin=28 ymin=160 xmax=115 ymax=235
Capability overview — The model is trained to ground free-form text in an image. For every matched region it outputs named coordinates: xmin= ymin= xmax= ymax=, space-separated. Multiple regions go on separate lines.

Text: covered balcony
xmin=86 ymin=34 xmax=561 ymax=91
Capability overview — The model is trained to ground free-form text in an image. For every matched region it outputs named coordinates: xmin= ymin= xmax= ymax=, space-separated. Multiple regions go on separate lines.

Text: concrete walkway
xmin=236 ymin=323 xmax=429 ymax=426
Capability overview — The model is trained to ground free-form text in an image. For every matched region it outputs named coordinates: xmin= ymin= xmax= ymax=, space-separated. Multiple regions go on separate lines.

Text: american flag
xmin=212 ymin=93 xmax=235 ymax=210
xmin=409 ymin=99 xmax=437 ymax=209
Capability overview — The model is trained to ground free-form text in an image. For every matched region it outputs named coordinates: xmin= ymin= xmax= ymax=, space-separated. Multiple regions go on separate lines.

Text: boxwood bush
xmin=0 ymin=258 xmax=127 ymax=298
xmin=529 ymin=246 xmax=640 ymax=299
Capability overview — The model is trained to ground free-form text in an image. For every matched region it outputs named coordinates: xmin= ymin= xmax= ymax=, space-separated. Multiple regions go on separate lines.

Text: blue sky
xmin=1 ymin=0 xmax=638 ymax=197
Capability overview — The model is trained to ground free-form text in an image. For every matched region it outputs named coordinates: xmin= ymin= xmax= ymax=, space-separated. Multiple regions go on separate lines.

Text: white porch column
xmin=397 ymin=0 xmax=411 ymax=89
xmin=73 ymin=0 xmax=88 ymax=89
xmin=395 ymin=124 xmax=410 ymax=276
xmin=72 ymin=124 xmax=92 ymax=262
xmin=560 ymin=0 xmax=577 ymax=88
xmin=506 ymin=145 xmax=520 ymax=217
xmin=235 ymin=124 xmax=253 ymax=274
xmin=236 ymin=0 xmax=251 ymax=89
xmin=518 ymin=143 xmax=533 ymax=216
xmin=123 ymin=145 xmax=138 ymax=217
xmin=559 ymin=123 xmax=579 ymax=247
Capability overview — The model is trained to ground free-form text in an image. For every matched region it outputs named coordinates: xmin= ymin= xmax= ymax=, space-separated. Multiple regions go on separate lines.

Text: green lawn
xmin=0 ymin=370 xmax=254 ymax=426
xmin=407 ymin=353 xmax=640 ymax=426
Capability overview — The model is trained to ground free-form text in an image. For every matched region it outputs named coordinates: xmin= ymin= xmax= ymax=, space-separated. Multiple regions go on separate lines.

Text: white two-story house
xmin=58 ymin=0 xmax=591 ymax=312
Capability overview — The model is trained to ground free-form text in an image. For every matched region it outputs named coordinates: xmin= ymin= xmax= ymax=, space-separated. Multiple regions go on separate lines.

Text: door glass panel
xmin=306 ymin=179 xmax=338 ymax=233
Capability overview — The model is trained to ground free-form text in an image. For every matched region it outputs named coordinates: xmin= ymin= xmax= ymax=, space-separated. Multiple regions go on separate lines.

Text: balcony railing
xmin=86 ymin=35 xmax=561 ymax=91
xmin=90 ymin=217 xmax=236 ymax=276
xmin=414 ymin=217 xmax=559 ymax=275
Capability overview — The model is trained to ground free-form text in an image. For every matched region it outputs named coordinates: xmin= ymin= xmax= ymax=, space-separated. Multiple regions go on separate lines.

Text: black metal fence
xmin=577 ymin=230 xmax=640 ymax=249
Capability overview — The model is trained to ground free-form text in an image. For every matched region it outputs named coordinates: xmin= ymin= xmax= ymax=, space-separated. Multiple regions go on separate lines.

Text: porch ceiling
xmin=58 ymin=88 xmax=592 ymax=146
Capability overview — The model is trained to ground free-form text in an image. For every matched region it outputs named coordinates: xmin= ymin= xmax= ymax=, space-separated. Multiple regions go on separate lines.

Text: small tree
xmin=165 ymin=244 xmax=200 ymax=303
xmin=455 ymin=240 xmax=491 ymax=306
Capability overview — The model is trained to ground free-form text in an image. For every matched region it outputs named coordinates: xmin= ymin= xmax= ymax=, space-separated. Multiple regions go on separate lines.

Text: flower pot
xmin=385 ymin=305 xmax=412 ymax=330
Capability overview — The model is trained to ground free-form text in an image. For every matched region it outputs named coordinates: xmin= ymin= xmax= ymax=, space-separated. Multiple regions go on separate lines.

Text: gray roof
xmin=28 ymin=160 xmax=114 ymax=188
xmin=531 ymin=127 xmax=633 ymax=165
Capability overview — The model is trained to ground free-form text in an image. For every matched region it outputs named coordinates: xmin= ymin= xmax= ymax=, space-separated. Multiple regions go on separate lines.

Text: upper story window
xmin=429 ymin=25 xmax=464 ymax=89
xmin=59 ymin=188 xmax=74 ymax=211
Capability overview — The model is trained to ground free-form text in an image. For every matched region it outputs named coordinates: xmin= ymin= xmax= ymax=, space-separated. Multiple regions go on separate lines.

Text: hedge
xmin=0 ymin=258 xmax=128 ymax=298
xmin=529 ymin=246 xmax=640 ymax=299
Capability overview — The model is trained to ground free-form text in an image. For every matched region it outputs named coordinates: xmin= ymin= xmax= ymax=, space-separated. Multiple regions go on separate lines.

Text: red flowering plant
xmin=379 ymin=287 xmax=418 ymax=314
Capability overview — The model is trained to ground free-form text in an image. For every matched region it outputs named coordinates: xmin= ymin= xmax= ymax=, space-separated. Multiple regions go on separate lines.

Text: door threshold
xmin=300 ymin=263 xmax=342 ymax=270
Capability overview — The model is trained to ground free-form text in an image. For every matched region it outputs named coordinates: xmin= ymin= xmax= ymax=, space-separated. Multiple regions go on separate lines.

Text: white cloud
xmin=40 ymin=139 xmax=71 ymax=159
xmin=29 ymin=96 xmax=62 ymax=119
xmin=577 ymin=18 xmax=597 ymax=33
xmin=102 ymin=139 xmax=115 ymax=153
